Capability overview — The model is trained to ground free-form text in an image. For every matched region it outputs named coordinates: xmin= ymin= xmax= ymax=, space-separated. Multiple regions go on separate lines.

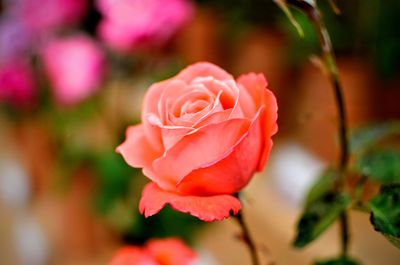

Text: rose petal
xmin=146 ymin=238 xmax=197 ymax=265
xmin=237 ymin=73 xmax=278 ymax=171
xmin=116 ymin=125 xmax=160 ymax=168
xmin=152 ymin=118 xmax=250 ymax=186
xmin=109 ymin=247 xmax=158 ymax=265
xmin=142 ymin=80 xmax=169 ymax=152
xmin=176 ymin=108 xmax=264 ymax=195
xmin=176 ymin=62 xmax=234 ymax=83
xmin=238 ymin=84 xmax=257 ymax=118
xmin=237 ymin=73 xmax=268 ymax=108
xmin=257 ymin=89 xmax=278 ymax=171
xmin=117 ymin=125 xmax=176 ymax=190
xmin=161 ymin=126 xmax=192 ymax=150
xmin=139 ymin=183 xmax=241 ymax=221
xmin=159 ymin=79 xmax=192 ymax=124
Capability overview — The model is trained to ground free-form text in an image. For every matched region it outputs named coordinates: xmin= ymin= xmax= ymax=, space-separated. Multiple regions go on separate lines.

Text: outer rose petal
xmin=176 ymin=62 xmax=233 ymax=83
xmin=237 ymin=73 xmax=278 ymax=171
xmin=176 ymin=108 xmax=264 ymax=195
xmin=116 ymin=125 xmax=160 ymax=168
xmin=109 ymin=247 xmax=158 ymax=265
xmin=152 ymin=118 xmax=250 ymax=187
xmin=117 ymin=125 xmax=175 ymax=189
xmin=146 ymin=238 xmax=196 ymax=265
xmin=237 ymin=73 xmax=268 ymax=108
xmin=139 ymin=183 xmax=241 ymax=221
xmin=257 ymin=89 xmax=278 ymax=171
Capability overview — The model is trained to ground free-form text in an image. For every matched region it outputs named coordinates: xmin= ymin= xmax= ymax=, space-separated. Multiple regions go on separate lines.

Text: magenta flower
xmin=96 ymin=0 xmax=194 ymax=53
xmin=0 ymin=60 xmax=37 ymax=109
xmin=41 ymin=35 xmax=106 ymax=106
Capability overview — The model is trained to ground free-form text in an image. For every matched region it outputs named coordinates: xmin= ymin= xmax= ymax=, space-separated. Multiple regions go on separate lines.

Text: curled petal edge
xmin=139 ymin=182 xmax=241 ymax=222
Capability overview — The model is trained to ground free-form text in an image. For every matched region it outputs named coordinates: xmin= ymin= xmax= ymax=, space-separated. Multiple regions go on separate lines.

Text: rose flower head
xmin=117 ymin=62 xmax=278 ymax=221
xmin=109 ymin=238 xmax=196 ymax=265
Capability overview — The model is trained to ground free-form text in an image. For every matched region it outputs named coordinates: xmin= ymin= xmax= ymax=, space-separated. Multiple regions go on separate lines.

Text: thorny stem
xmin=235 ymin=209 xmax=261 ymax=265
xmin=286 ymin=0 xmax=350 ymax=257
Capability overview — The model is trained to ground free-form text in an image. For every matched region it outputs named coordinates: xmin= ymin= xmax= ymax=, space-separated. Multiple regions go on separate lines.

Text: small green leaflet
xmin=305 ymin=167 xmax=338 ymax=206
xmin=350 ymin=121 xmax=400 ymax=154
xmin=294 ymin=192 xmax=351 ymax=248
xmin=355 ymin=149 xmax=400 ymax=184
xmin=274 ymin=0 xmax=304 ymax=37
xmin=369 ymin=184 xmax=400 ymax=249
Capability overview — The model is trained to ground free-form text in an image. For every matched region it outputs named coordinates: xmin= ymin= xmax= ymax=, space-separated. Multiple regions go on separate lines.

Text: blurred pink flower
xmin=96 ymin=0 xmax=194 ymax=53
xmin=41 ymin=35 xmax=106 ymax=106
xmin=0 ymin=61 xmax=37 ymax=109
xmin=109 ymin=238 xmax=196 ymax=265
xmin=9 ymin=0 xmax=88 ymax=35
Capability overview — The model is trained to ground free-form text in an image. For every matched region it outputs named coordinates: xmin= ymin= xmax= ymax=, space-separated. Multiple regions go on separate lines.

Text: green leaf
xmin=355 ymin=150 xmax=400 ymax=184
xmin=274 ymin=0 xmax=304 ymax=37
xmin=350 ymin=121 xmax=400 ymax=153
xmin=314 ymin=256 xmax=361 ymax=265
xmin=93 ymin=152 xmax=137 ymax=214
xmin=305 ymin=168 xmax=339 ymax=206
xmin=369 ymin=185 xmax=400 ymax=239
xmin=294 ymin=192 xmax=351 ymax=248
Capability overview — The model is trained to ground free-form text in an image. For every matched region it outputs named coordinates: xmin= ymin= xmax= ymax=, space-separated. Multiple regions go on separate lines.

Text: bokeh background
xmin=1 ymin=0 xmax=400 ymax=264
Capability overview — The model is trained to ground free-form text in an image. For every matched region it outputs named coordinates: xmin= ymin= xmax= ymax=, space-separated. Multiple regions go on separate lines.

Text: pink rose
xmin=41 ymin=35 xmax=105 ymax=106
xmin=109 ymin=238 xmax=196 ymax=265
xmin=0 ymin=60 xmax=37 ymax=109
xmin=96 ymin=0 xmax=193 ymax=53
xmin=11 ymin=0 xmax=88 ymax=34
xmin=117 ymin=62 xmax=278 ymax=221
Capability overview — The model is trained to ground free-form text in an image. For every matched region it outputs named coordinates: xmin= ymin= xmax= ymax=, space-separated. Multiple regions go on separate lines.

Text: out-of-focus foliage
xmin=305 ymin=167 xmax=338 ymax=206
xmin=294 ymin=192 xmax=351 ymax=248
xmin=355 ymin=150 xmax=400 ymax=184
xmin=93 ymin=152 xmax=136 ymax=214
xmin=196 ymin=0 xmax=400 ymax=79
xmin=350 ymin=121 xmax=400 ymax=154
xmin=369 ymin=185 xmax=400 ymax=249
xmin=125 ymin=207 xmax=203 ymax=245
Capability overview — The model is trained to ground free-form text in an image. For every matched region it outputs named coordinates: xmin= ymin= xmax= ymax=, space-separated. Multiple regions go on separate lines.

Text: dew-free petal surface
xmin=139 ymin=183 xmax=241 ymax=221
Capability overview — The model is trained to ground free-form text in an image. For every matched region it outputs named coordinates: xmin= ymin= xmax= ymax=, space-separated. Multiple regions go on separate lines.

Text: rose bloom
xmin=41 ymin=35 xmax=105 ymax=106
xmin=0 ymin=60 xmax=37 ymax=109
xmin=117 ymin=62 xmax=278 ymax=221
xmin=109 ymin=238 xmax=196 ymax=265
xmin=96 ymin=0 xmax=193 ymax=53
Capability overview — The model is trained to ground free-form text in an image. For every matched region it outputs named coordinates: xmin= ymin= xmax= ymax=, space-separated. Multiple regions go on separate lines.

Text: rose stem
xmin=285 ymin=0 xmax=350 ymax=257
xmin=234 ymin=208 xmax=261 ymax=265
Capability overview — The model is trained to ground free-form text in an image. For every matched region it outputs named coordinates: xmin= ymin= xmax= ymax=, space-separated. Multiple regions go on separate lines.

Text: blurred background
xmin=0 ymin=0 xmax=400 ymax=264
